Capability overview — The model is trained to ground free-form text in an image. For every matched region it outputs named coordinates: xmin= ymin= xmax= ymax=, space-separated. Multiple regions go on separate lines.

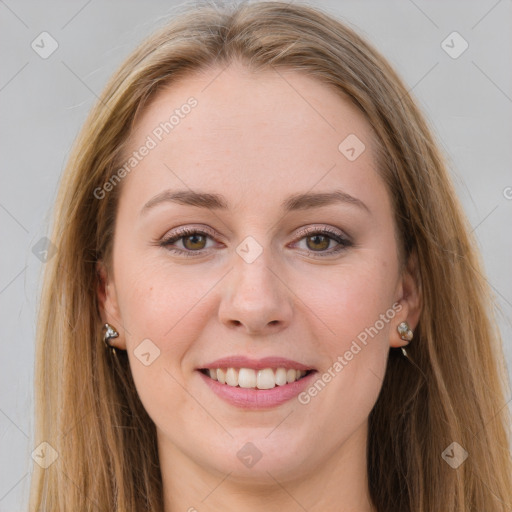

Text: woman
xmin=29 ymin=1 xmax=512 ymax=511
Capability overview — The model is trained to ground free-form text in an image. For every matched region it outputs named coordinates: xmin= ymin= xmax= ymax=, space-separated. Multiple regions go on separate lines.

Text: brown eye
xmin=292 ymin=227 xmax=353 ymax=258
xmin=305 ymin=234 xmax=331 ymax=252
xmin=182 ymin=233 xmax=208 ymax=250
xmin=160 ymin=228 xmax=216 ymax=257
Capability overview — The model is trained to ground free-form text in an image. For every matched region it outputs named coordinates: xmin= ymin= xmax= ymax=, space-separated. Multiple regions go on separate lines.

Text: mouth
xmin=198 ymin=367 xmax=315 ymax=390
xmin=197 ymin=356 xmax=318 ymax=408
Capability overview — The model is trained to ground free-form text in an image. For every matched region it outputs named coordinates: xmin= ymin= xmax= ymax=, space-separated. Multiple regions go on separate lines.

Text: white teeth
xmin=275 ymin=367 xmax=287 ymax=386
xmin=205 ymin=367 xmax=309 ymax=389
xmin=286 ymin=369 xmax=297 ymax=383
xmin=225 ymin=368 xmax=238 ymax=387
xmin=257 ymin=368 xmax=276 ymax=389
xmin=238 ymin=368 xmax=257 ymax=388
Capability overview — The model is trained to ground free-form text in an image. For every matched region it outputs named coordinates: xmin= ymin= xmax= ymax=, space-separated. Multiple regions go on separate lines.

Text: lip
xmin=199 ymin=356 xmax=314 ymax=372
xmin=198 ymin=369 xmax=317 ymax=409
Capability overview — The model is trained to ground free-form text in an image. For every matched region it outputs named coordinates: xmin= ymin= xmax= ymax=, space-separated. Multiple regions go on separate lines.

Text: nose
xmin=218 ymin=247 xmax=293 ymax=336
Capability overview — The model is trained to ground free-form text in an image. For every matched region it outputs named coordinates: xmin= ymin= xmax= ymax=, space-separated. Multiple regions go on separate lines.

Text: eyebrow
xmin=141 ymin=189 xmax=370 ymax=215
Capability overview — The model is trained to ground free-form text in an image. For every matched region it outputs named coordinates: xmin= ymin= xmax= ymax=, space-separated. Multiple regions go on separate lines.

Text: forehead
xmin=120 ymin=62 xmax=385 ymax=213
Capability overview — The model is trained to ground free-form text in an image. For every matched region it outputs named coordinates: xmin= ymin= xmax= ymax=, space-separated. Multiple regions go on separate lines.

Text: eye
xmin=158 ymin=225 xmax=352 ymax=258
xmin=291 ymin=226 xmax=352 ymax=257
xmin=159 ymin=226 xmax=218 ymax=257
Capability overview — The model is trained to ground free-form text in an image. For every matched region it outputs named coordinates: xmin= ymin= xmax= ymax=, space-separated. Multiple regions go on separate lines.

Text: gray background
xmin=1 ymin=1 xmax=511 ymax=510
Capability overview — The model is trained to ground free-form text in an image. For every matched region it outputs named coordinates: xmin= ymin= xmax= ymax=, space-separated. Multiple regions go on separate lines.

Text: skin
xmin=98 ymin=61 xmax=421 ymax=512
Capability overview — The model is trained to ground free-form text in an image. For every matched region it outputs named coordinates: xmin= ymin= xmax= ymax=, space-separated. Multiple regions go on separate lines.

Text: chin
xmin=199 ymin=432 xmax=317 ymax=483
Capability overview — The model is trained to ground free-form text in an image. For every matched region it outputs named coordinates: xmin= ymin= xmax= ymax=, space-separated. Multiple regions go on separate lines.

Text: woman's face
xmin=100 ymin=62 xmax=419 ymax=484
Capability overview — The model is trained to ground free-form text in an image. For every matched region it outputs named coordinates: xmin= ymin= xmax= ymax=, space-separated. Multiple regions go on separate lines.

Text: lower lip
xmin=198 ymin=370 xmax=317 ymax=409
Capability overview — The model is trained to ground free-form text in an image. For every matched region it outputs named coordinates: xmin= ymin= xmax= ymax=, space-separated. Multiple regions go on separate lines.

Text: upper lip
xmin=199 ymin=356 xmax=315 ymax=371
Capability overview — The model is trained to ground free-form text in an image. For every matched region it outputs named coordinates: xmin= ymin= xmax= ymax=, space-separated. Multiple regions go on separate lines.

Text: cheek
xmin=117 ymin=261 xmax=216 ymax=349
xmin=115 ymin=267 xmax=214 ymax=425
xmin=296 ymin=257 xmax=396 ymax=404
xmin=302 ymin=258 xmax=397 ymax=349
xmin=113 ymin=257 xmax=230 ymax=415
xmin=294 ymin=255 xmax=397 ymax=425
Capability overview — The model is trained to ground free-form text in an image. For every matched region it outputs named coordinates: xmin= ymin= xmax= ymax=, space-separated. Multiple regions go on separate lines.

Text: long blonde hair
xmin=30 ymin=1 xmax=512 ymax=510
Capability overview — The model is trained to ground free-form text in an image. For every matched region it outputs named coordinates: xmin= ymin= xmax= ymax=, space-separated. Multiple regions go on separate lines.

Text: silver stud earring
xmin=397 ymin=321 xmax=413 ymax=357
xmin=103 ymin=323 xmax=119 ymax=354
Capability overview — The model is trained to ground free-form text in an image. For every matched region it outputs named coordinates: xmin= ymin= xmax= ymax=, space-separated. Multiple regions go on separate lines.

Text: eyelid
xmin=292 ymin=224 xmax=350 ymax=242
xmin=161 ymin=224 xmax=219 ymax=242
xmin=289 ymin=225 xmax=352 ymax=257
xmin=159 ymin=223 xmax=352 ymax=257
xmin=162 ymin=224 xmax=350 ymax=242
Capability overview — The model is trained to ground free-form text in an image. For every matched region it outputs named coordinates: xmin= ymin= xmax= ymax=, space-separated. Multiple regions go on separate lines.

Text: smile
xmin=199 ymin=367 xmax=313 ymax=389
xmin=197 ymin=356 xmax=318 ymax=409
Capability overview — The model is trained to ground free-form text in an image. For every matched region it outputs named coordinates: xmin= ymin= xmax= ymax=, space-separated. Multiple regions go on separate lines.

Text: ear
xmin=96 ymin=260 xmax=126 ymax=350
xmin=390 ymin=249 xmax=422 ymax=348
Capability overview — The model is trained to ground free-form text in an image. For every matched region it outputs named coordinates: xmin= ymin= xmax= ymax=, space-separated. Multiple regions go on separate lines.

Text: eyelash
xmin=159 ymin=226 xmax=352 ymax=258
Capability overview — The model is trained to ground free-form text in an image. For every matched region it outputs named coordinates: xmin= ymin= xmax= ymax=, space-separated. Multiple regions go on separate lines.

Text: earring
xmin=397 ymin=321 xmax=413 ymax=357
xmin=102 ymin=323 xmax=119 ymax=354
